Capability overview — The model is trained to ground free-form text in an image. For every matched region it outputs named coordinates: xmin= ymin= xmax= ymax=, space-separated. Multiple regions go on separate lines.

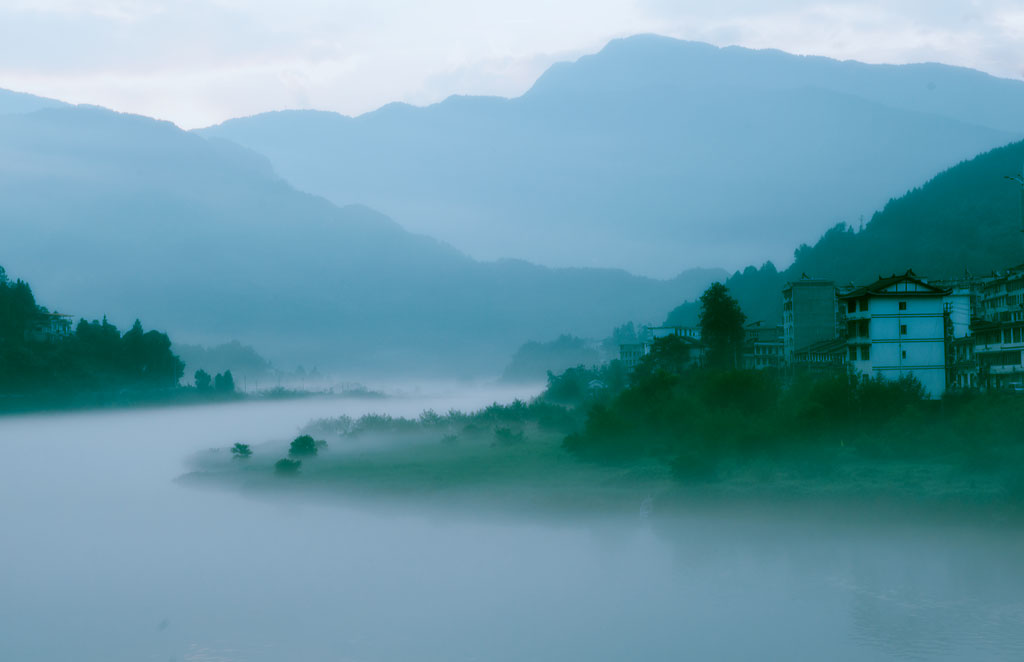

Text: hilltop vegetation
xmin=667 ymin=139 xmax=1024 ymax=327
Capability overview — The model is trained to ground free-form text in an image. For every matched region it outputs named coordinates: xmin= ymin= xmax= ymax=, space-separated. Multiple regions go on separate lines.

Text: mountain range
xmin=201 ymin=34 xmax=1024 ymax=277
xmin=0 ymin=102 xmax=721 ymax=376
xmin=5 ymin=34 xmax=1024 ymax=377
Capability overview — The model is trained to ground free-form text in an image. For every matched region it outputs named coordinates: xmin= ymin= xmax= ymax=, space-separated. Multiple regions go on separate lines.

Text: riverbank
xmin=183 ymin=410 xmax=1024 ymax=523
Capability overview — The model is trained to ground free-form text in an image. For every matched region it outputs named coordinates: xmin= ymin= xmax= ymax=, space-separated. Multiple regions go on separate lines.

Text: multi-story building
xmin=619 ymin=326 xmax=703 ymax=372
xmin=743 ymin=320 xmax=783 ymax=369
xmin=782 ymin=275 xmax=841 ymax=362
xmin=618 ymin=343 xmax=648 ymax=371
xmin=840 ymin=270 xmax=951 ymax=398
xmin=792 ymin=337 xmax=847 ymax=372
xmin=972 ymin=265 xmax=1024 ymax=389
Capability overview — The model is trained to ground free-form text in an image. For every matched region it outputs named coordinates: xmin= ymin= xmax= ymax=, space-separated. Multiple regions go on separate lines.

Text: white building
xmin=840 ymin=271 xmax=951 ymax=398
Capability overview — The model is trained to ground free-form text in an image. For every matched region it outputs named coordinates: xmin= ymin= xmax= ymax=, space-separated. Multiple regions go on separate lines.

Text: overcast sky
xmin=1 ymin=0 xmax=1023 ymax=129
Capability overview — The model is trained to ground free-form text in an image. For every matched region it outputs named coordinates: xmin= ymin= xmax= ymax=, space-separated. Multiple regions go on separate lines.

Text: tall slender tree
xmin=698 ymin=282 xmax=747 ymax=370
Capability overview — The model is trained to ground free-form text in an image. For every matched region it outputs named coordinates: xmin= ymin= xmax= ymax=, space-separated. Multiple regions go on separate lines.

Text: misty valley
xmin=6 ymin=28 xmax=1024 ymax=662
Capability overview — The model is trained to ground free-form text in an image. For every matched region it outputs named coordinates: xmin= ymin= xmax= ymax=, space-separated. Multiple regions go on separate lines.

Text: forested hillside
xmin=667 ymin=139 xmax=1024 ymax=326
xmin=0 ymin=265 xmax=183 ymax=398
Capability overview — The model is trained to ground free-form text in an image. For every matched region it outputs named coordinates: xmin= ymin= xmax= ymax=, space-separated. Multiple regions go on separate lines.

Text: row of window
xmin=847 ymin=321 xmax=912 ymax=337
xmin=850 ymin=347 xmax=916 ymax=362
xmin=846 ymin=300 xmax=911 ymax=314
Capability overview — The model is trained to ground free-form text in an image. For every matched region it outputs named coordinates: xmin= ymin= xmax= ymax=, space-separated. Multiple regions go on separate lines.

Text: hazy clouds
xmin=0 ymin=0 xmax=1022 ymax=127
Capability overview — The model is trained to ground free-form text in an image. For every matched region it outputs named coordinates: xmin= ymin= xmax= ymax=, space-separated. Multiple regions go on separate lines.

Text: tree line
xmin=0 ymin=265 xmax=185 ymax=397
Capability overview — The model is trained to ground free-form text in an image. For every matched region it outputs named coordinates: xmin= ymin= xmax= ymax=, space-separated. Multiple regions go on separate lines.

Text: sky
xmin=0 ymin=0 xmax=1023 ymax=129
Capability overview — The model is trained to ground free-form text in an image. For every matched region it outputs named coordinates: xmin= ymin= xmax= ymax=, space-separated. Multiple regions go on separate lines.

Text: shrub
xmin=289 ymin=434 xmax=319 ymax=457
xmin=231 ymin=442 xmax=252 ymax=459
xmin=274 ymin=458 xmax=301 ymax=474
xmin=493 ymin=426 xmax=525 ymax=445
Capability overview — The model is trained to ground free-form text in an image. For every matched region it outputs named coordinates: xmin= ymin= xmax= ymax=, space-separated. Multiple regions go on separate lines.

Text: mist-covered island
xmin=186 ymin=280 xmax=1024 ymax=514
xmin=9 ymin=22 xmax=1024 ymax=662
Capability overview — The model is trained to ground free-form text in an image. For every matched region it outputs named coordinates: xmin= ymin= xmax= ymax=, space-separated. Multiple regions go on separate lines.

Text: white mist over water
xmin=1 ymin=389 xmax=1024 ymax=661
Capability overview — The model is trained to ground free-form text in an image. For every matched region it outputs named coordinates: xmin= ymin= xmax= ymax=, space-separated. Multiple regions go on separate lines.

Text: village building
xmin=792 ymin=337 xmax=847 ymax=372
xmin=26 ymin=312 xmax=73 ymax=343
xmin=970 ymin=265 xmax=1024 ymax=389
xmin=619 ymin=325 xmax=703 ymax=372
xmin=742 ymin=320 xmax=783 ymax=369
xmin=840 ymin=270 xmax=951 ymax=398
xmin=782 ymin=275 xmax=842 ymax=363
xmin=648 ymin=325 xmax=701 ymax=342
xmin=619 ymin=342 xmax=647 ymax=371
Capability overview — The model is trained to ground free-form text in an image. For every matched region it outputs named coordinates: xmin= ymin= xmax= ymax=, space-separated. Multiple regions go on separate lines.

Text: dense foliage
xmin=559 ymin=361 xmax=1024 ymax=493
xmin=698 ymin=283 xmax=746 ymax=369
xmin=0 ymin=266 xmax=184 ymax=398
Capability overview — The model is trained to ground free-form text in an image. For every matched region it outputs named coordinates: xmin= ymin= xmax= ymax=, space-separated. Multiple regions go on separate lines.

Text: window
xmin=900 ymin=324 xmax=908 ymax=335
xmin=902 ymin=350 xmax=907 ymax=360
xmin=899 ymin=301 xmax=907 ymax=311
xmin=849 ymin=347 xmax=857 ymax=361
xmin=861 ymin=346 xmax=871 ymax=361
xmin=859 ymin=299 xmax=869 ymax=312
xmin=847 ymin=300 xmax=856 ymax=314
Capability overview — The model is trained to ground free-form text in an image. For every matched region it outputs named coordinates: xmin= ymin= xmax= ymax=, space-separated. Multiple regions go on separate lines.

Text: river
xmin=2 ymin=389 xmax=1023 ymax=661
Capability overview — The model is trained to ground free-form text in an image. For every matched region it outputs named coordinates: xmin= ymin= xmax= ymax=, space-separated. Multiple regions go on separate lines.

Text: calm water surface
xmin=1 ymin=388 xmax=1023 ymax=661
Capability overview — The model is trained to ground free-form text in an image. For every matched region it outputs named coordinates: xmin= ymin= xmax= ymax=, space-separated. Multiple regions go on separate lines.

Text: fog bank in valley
xmin=2 ymin=390 xmax=1024 ymax=661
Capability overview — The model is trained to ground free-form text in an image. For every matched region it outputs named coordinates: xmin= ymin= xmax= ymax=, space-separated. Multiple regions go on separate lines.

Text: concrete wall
xmin=784 ymin=282 xmax=836 ymax=359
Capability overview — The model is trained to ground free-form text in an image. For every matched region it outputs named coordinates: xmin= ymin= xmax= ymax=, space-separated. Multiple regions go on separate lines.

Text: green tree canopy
xmin=698 ymin=282 xmax=747 ymax=370
xmin=289 ymin=434 xmax=318 ymax=457
xmin=214 ymin=370 xmax=235 ymax=393
xmin=194 ymin=369 xmax=212 ymax=391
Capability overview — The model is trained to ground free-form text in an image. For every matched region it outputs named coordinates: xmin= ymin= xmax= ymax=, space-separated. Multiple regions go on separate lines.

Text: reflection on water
xmin=1 ymin=390 xmax=1023 ymax=661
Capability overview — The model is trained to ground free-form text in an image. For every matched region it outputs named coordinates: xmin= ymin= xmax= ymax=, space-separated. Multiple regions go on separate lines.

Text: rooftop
xmin=839 ymin=269 xmax=950 ymax=299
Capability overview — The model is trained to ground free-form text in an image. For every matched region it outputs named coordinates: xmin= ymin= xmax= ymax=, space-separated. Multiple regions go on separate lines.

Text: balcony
xmin=989 ymin=365 xmax=1024 ymax=375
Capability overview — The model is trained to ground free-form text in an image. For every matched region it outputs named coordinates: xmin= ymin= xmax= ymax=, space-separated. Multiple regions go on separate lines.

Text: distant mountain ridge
xmin=0 ymin=102 xmax=724 ymax=376
xmin=0 ymin=88 xmax=68 ymax=115
xmin=201 ymin=34 xmax=1024 ymax=277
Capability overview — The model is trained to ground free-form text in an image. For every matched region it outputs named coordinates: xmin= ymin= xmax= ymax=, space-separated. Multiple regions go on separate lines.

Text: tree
xmin=194 ymin=369 xmax=212 ymax=391
xmin=274 ymin=458 xmax=301 ymax=474
xmin=634 ymin=334 xmax=693 ymax=378
xmin=231 ymin=442 xmax=252 ymax=459
xmin=698 ymin=282 xmax=747 ymax=370
xmin=214 ymin=370 xmax=235 ymax=393
xmin=289 ymin=434 xmax=318 ymax=457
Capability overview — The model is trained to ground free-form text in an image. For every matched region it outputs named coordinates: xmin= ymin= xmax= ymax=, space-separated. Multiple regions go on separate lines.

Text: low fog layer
xmin=2 ymin=391 xmax=1024 ymax=661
